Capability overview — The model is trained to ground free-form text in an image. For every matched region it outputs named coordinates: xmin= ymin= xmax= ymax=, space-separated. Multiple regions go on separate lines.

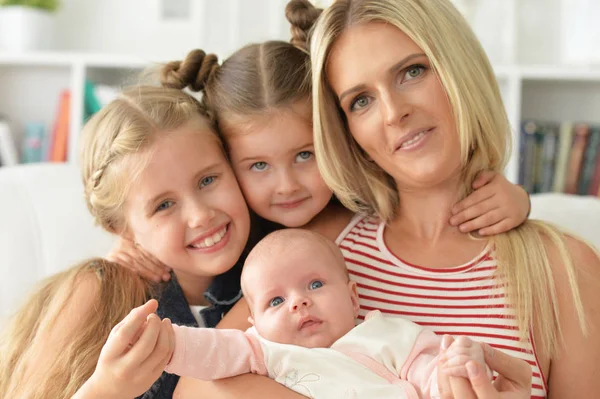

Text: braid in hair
xmin=285 ymin=0 xmax=323 ymax=50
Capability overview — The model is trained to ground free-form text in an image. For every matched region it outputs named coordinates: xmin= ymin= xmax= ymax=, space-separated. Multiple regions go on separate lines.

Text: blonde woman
xmin=307 ymin=0 xmax=600 ymax=398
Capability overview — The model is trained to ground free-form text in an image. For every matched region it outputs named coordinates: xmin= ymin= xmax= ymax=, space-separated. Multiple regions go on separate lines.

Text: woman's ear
xmin=348 ymin=280 xmax=360 ymax=318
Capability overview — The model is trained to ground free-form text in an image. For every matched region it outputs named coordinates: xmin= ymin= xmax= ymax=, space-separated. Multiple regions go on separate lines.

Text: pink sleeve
xmin=164 ymin=325 xmax=268 ymax=380
xmin=399 ymin=329 xmax=442 ymax=399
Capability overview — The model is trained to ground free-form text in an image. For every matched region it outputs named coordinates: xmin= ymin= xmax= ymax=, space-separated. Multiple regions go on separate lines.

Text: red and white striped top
xmin=336 ymin=215 xmax=547 ymax=399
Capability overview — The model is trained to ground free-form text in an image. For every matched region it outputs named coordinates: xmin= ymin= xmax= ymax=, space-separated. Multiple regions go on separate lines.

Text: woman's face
xmin=326 ymin=22 xmax=462 ymax=191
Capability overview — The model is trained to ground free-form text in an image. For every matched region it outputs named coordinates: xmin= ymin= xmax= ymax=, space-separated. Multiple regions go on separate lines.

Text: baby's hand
xmin=440 ymin=335 xmax=487 ymax=379
xmin=108 ymin=237 xmax=171 ymax=283
xmin=81 ymin=300 xmax=175 ymax=399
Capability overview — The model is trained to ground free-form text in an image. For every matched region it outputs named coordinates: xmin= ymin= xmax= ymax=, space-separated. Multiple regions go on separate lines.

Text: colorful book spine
xmin=564 ymin=123 xmax=590 ymax=195
xmin=552 ymin=122 xmax=573 ymax=193
xmin=578 ymin=126 xmax=600 ymax=195
xmin=49 ymin=90 xmax=71 ymax=163
xmin=539 ymin=123 xmax=559 ymax=193
xmin=21 ymin=122 xmax=46 ymax=163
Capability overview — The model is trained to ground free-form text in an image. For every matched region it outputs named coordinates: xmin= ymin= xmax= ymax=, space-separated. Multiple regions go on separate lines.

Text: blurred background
xmin=0 ymin=0 xmax=599 ymax=196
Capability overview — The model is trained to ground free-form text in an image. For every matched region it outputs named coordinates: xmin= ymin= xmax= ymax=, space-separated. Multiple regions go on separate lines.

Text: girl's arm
xmin=546 ymin=237 xmax=600 ymax=398
xmin=450 ymin=171 xmax=530 ymax=236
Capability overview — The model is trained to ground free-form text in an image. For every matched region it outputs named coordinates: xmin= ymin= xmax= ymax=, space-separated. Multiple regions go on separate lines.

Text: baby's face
xmin=244 ymin=241 xmax=359 ymax=348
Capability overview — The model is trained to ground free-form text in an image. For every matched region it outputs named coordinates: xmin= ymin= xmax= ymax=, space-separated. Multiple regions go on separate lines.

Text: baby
xmin=164 ymin=229 xmax=488 ymax=398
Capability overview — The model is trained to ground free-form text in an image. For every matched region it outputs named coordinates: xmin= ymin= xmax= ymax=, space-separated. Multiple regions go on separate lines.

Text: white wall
xmin=53 ymin=0 xmax=291 ymax=60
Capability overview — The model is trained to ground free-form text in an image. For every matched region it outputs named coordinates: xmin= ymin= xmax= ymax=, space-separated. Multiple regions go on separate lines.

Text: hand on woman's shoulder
xmin=303 ymin=203 xmax=354 ymax=241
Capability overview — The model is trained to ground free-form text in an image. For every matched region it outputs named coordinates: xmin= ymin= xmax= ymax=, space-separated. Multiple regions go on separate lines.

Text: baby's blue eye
xmin=309 ymin=280 xmax=323 ymax=290
xmin=269 ymin=297 xmax=284 ymax=307
xmin=199 ymin=176 xmax=216 ymax=188
xmin=250 ymin=162 xmax=269 ymax=172
xmin=296 ymin=151 xmax=313 ymax=163
xmin=155 ymin=200 xmax=174 ymax=212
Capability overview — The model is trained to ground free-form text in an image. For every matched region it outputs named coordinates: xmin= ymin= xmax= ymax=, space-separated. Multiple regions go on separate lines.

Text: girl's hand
xmin=450 ymin=171 xmax=530 ymax=236
xmin=80 ymin=300 xmax=175 ymax=399
xmin=439 ymin=336 xmax=532 ymax=399
xmin=107 ymin=237 xmax=171 ymax=283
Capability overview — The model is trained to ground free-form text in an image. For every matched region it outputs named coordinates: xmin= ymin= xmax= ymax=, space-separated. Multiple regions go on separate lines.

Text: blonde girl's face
xmin=327 ymin=22 xmax=462 ymax=191
xmin=227 ymin=100 xmax=333 ymax=227
xmin=124 ymin=120 xmax=251 ymax=282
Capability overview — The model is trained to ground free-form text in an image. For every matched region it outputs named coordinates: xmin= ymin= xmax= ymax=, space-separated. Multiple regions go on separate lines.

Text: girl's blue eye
xmin=350 ymin=95 xmax=370 ymax=112
xmin=296 ymin=151 xmax=313 ymax=163
xmin=309 ymin=280 xmax=323 ymax=290
xmin=269 ymin=297 xmax=284 ymax=307
xmin=250 ymin=161 xmax=269 ymax=172
xmin=155 ymin=200 xmax=174 ymax=213
xmin=199 ymin=176 xmax=216 ymax=188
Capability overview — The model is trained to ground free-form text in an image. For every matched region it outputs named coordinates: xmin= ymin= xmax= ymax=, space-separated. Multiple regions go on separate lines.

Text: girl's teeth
xmin=192 ymin=226 xmax=227 ymax=249
xmin=400 ymin=131 xmax=425 ymax=148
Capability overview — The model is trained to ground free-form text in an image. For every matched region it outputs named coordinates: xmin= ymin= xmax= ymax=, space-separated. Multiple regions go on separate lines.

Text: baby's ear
xmin=348 ymin=280 xmax=360 ymax=318
xmin=247 ymin=315 xmax=255 ymax=326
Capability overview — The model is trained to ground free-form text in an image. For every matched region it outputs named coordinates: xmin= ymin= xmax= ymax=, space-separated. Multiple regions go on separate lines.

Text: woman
xmin=309 ymin=0 xmax=599 ymax=397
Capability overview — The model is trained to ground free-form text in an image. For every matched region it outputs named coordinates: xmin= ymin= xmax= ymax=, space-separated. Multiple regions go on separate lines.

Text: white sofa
xmin=1 ymin=163 xmax=599 ymax=322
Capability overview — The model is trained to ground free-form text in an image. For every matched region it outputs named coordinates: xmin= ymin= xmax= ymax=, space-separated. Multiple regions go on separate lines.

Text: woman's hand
xmin=76 ymin=300 xmax=175 ymax=399
xmin=450 ymin=171 xmax=530 ymax=236
xmin=440 ymin=336 xmax=532 ymax=399
xmin=107 ymin=237 xmax=171 ymax=283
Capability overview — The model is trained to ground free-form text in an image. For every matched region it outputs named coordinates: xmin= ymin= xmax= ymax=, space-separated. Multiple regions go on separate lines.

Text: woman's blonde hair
xmin=310 ymin=0 xmax=587 ymax=357
xmin=0 ymin=259 xmax=153 ymax=399
xmin=160 ymin=0 xmax=321 ymax=137
xmin=80 ymin=85 xmax=219 ymax=233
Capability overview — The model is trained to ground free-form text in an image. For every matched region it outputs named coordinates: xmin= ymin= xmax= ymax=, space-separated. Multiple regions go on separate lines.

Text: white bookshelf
xmin=1 ymin=0 xmax=599 ymax=185
xmin=0 ymin=52 xmax=151 ymax=163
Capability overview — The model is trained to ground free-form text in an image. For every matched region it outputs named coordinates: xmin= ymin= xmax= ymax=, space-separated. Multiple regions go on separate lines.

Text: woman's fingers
xmin=144 ymin=318 xmax=175 ymax=375
xmin=483 ymin=344 xmax=532 ymax=390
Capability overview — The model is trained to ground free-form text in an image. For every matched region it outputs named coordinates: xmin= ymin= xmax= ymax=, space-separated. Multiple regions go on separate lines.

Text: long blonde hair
xmin=310 ymin=0 xmax=587 ymax=357
xmin=0 ymin=259 xmax=152 ymax=399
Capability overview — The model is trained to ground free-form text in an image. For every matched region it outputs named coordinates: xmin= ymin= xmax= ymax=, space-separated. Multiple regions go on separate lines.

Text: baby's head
xmin=241 ymin=229 xmax=359 ymax=348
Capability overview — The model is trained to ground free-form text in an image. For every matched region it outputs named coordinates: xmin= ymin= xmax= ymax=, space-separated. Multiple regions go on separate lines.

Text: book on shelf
xmin=0 ymin=119 xmax=19 ymax=166
xmin=519 ymin=119 xmax=600 ymax=197
xmin=48 ymin=90 xmax=71 ymax=162
xmin=21 ymin=122 xmax=46 ymax=163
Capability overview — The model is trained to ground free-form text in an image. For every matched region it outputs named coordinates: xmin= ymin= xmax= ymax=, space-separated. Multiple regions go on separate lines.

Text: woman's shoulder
xmin=303 ymin=203 xmax=355 ymax=241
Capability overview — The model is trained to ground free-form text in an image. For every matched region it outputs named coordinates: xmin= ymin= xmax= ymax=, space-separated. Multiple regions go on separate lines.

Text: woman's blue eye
xmin=403 ymin=65 xmax=426 ymax=81
xmin=269 ymin=297 xmax=284 ymax=307
xmin=296 ymin=151 xmax=313 ymax=163
xmin=250 ymin=161 xmax=269 ymax=172
xmin=199 ymin=176 xmax=216 ymax=188
xmin=350 ymin=96 xmax=370 ymax=112
xmin=309 ymin=280 xmax=323 ymax=290
xmin=155 ymin=200 xmax=174 ymax=212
